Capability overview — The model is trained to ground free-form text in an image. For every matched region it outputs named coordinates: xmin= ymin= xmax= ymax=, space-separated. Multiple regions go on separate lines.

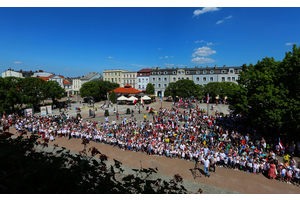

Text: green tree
xmin=80 ymin=81 xmax=101 ymax=101
xmin=43 ymin=80 xmax=65 ymax=105
xmin=0 ymin=77 xmax=24 ymax=113
xmin=278 ymin=44 xmax=300 ymax=134
xmin=230 ymin=56 xmax=291 ymax=137
xmin=98 ymin=81 xmax=119 ymax=100
xmin=203 ymin=82 xmax=222 ymax=101
xmin=146 ymin=83 xmax=155 ymax=94
xmin=109 ymin=90 xmax=117 ymax=103
xmin=164 ymin=79 xmax=198 ymax=99
xmin=22 ymin=77 xmax=47 ymax=111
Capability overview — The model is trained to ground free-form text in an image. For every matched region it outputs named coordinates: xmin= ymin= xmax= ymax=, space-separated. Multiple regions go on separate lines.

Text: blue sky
xmin=1 ymin=4 xmax=300 ymax=77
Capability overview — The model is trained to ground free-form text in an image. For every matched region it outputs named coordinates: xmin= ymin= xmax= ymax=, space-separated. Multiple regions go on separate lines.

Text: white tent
xmin=117 ymin=95 xmax=128 ymax=101
xmin=141 ymin=95 xmax=151 ymax=100
xmin=127 ymin=96 xmax=138 ymax=101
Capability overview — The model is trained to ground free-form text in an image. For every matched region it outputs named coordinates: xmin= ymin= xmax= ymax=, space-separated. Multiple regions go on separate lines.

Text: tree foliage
xmin=109 ymin=90 xmax=117 ymax=103
xmin=230 ymin=45 xmax=300 ymax=138
xmin=0 ymin=77 xmax=56 ymax=113
xmin=0 ymin=131 xmax=187 ymax=194
xmin=203 ymin=82 xmax=238 ymax=102
xmin=21 ymin=77 xmax=48 ymax=111
xmin=43 ymin=80 xmax=65 ymax=105
xmin=164 ymin=79 xmax=201 ymax=99
xmin=80 ymin=81 xmax=119 ymax=102
xmin=0 ymin=77 xmax=23 ymax=113
xmin=146 ymin=83 xmax=155 ymax=94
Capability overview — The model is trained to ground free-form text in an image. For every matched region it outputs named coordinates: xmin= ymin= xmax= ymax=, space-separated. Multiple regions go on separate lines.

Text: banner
xmin=46 ymin=105 xmax=52 ymax=114
xmin=25 ymin=108 xmax=33 ymax=117
xmin=40 ymin=106 xmax=47 ymax=115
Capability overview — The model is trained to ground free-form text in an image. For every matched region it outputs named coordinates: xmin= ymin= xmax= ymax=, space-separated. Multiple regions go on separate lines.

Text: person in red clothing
xmin=268 ymin=160 xmax=277 ymax=180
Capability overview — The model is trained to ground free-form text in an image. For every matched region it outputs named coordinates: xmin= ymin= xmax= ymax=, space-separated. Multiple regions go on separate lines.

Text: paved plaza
xmin=26 ymin=97 xmax=300 ymax=194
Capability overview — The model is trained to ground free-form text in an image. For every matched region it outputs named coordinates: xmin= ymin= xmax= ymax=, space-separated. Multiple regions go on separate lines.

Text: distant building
xmin=1 ymin=68 xmax=35 ymax=78
xmin=137 ymin=68 xmax=152 ymax=92
xmin=71 ymin=72 xmax=102 ymax=95
xmin=122 ymin=71 xmax=137 ymax=88
xmin=149 ymin=65 xmax=243 ymax=97
xmin=103 ymin=69 xmax=127 ymax=87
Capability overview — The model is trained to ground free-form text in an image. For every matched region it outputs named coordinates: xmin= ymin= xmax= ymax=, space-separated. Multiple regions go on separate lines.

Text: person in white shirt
xmin=203 ymin=156 xmax=210 ymax=177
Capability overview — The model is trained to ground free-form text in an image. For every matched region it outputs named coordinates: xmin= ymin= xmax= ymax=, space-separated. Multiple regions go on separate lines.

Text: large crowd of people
xmin=1 ymin=101 xmax=300 ymax=187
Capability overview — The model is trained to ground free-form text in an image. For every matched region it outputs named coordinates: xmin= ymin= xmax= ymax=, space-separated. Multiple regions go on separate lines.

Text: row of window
xmin=124 ymin=80 xmax=135 ymax=84
xmin=104 ymin=72 xmax=121 ymax=76
xmin=105 ymin=77 xmax=237 ymax=83
xmin=104 ymin=78 xmax=121 ymax=82
xmin=138 ymin=78 xmax=149 ymax=83
xmin=152 ymin=69 xmax=238 ymax=75
xmin=152 ymin=83 xmax=168 ymax=88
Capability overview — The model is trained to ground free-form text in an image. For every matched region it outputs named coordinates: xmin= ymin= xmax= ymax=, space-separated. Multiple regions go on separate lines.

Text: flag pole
xmin=207 ymin=93 xmax=209 ymax=116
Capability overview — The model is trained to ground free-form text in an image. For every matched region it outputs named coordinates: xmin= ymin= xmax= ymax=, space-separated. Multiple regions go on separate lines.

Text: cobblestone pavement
xmin=27 ymin=99 xmax=300 ymax=194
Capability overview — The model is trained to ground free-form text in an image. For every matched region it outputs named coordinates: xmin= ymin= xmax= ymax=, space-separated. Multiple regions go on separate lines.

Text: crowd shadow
xmin=189 ymin=162 xmax=205 ymax=179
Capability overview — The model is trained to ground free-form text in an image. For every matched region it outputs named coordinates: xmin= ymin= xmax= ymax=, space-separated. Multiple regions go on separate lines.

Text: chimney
xmin=36 ymin=71 xmax=37 ymax=72
xmin=152 ymin=67 xmax=155 ymax=70
xmin=200 ymin=66 xmax=202 ymax=68
xmin=185 ymin=66 xmax=187 ymax=68
xmin=206 ymin=66 xmax=208 ymax=68
xmin=39 ymin=70 xmax=43 ymax=72
xmin=20 ymin=69 xmax=22 ymax=72
xmin=166 ymin=67 xmax=169 ymax=69
xmin=12 ymin=69 xmax=14 ymax=71
xmin=195 ymin=66 xmax=198 ymax=68
xmin=214 ymin=65 xmax=217 ymax=69
xmin=223 ymin=65 xmax=226 ymax=68
xmin=172 ymin=67 xmax=174 ymax=69
xmin=176 ymin=67 xmax=178 ymax=69
xmin=30 ymin=70 xmax=32 ymax=72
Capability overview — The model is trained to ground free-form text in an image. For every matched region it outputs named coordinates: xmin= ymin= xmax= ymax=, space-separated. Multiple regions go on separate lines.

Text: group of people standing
xmin=2 ymin=100 xmax=300 ymax=187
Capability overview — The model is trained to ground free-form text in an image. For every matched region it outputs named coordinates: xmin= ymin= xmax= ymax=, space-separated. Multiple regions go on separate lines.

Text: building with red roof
xmin=109 ymin=84 xmax=142 ymax=94
xmin=137 ymin=68 xmax=152 ymax=92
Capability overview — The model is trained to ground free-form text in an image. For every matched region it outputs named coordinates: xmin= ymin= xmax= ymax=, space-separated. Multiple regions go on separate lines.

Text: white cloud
xmin=193 ymin=7 xmax=220 ymax=17
xmin=164 ymin=63 xmax=174 ymax=67
xmin=158 ymin=48 xmax=161 ymax=50
xmin=195 ymin=40 xmax=204 ymax=43
xmin=216 ymin=20 xmax=224 ymax=24
xmin=192 ymin=46 xmax=217 ymax=57
xmin=14 ymin=61 xmax=22 ymax=64
xmin=37 ymin=66 xmax=41 ymax=68
xmin=191 ymin=57 xmax=216 ymax=64
xmin=177 ymin=65 xmax=185 ymax=67
xmin=64 ymin=68 xmax=69 ymax=71
xmin=165 ymin=56 xmax=169 ymax=58
xmin=216 ymin=15 xmax=233 ymax=25
xmin=285 ymin=43 xmax=293 ymax=45
xmin=159 ymin=57 xmax=163 ymax=59
xmin=207 ymin=42 xmax=213 ymax=46
xmin=171 ymin=55 xmax=174 ymax=57
xmin=108 ymin=56 xmax=114 ymax=59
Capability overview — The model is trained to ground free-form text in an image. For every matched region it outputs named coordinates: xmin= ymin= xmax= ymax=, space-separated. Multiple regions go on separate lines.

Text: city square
xmin=1 ymin=6 xmax=300 ymax=194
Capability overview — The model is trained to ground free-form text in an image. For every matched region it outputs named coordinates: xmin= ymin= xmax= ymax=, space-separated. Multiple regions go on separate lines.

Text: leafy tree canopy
xmin=80 ymin=81 xmax=119 ymax=102
xmin=164 ymin=79 xmax=199 ymax=99
xmin=43 ymin=80 xmax=65 ymax=105
xmin=146 ymin=83 xmax=155 ymax=95
xmin=230 ymin=44 xmax=300 ymax=138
